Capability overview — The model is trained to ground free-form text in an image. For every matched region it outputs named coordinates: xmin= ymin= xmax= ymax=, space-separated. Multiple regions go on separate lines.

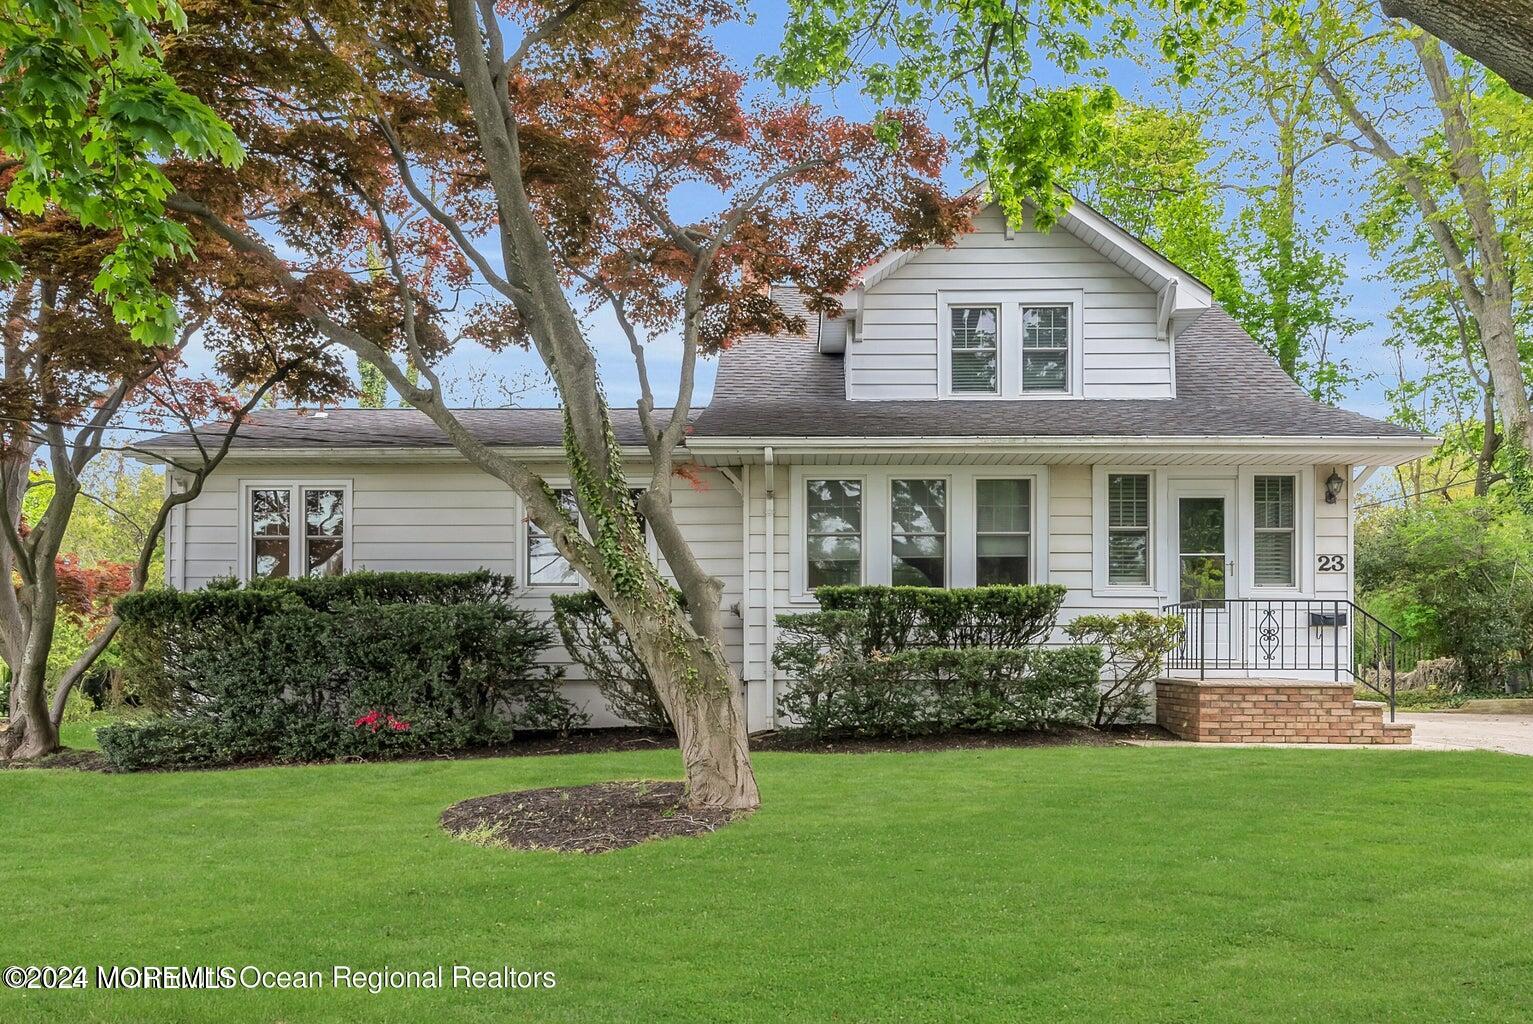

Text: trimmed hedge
xmin=814 ymin=584 xmax=1066 ymax=651
xmin=130 ymin=569 xmax=520 ymax=615
xmin=775 ymin=644 xmax=1103 ymax=738
xmin=774 ymin=586 xmax=1101 ymax=738
xmin=99 ymin=572 xmax=584 ymax=770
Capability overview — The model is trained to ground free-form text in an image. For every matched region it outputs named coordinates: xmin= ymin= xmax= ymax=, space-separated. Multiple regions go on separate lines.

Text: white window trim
xmin=237 ymin=479 xmax=353 ymax=583
xmin=789 ymin=470 xmax=869 ymax=602
xmin=1091 ymin=466 xmax=1162 ymax=598
xmin=936 ymin=289 xmax=1085 ymax=400
xmin=1237 ymin=466 xmax=1314 ymax=597
xmin=788 ymin=466 xmax=1049 ymax=603
xmin=519 ymin=479 xmax=657 ymax=591
xmin=943 ymin=302 xmax=1003 ymax=397
xmin=800 ymin=475 xmax=867 ymax=594
xmin=1019 ymin=301 xmax=1075 ymax=397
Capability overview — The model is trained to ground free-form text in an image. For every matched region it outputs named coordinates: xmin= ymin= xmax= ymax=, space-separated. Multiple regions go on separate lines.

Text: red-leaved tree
xmin=0 ymin=188 xmax=350 ymax=759
xmin=161 ymin=0 xmax=974 ymax=809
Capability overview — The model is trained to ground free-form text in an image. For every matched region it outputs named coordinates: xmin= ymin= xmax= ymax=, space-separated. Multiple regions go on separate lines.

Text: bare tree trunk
xmin=1305 ymin=30 xmax=1532 ymax=454
xmin=1476 ymin=390 xmax=1503 ymax=496
xmin=1270 ymin=123 xmax=1300 ymax=377
xmin=1475 ymin=303 xmax=1530 ymax=454
xmin=625 ymin=602 xmax=758 ymax=810
xmin=1 ymin=589 xmax=61 ymax=760
xmin=1413 ymin=34 xmax=1533 ymax=455
xmin=0 ymin=448 xmax=76 ymax=761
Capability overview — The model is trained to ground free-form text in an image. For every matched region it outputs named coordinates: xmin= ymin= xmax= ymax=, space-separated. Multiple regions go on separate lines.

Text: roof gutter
xmin=683 ymin=434 xmax=1440 ymax=452
xmin=129 ymin=444 xmax=667 ymax=465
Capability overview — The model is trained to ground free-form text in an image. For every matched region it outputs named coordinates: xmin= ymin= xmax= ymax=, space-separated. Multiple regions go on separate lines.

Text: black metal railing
xmin=1161 ymin=598 xmax=1407 ymax=721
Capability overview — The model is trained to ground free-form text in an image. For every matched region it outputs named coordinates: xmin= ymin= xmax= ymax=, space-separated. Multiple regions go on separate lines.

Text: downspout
xmin=739 ymin=463 xmax=751 ymax=684
xmin=763 ymin=446 xmax=777 ymax=729
xmin=171 ymin=471 xmax=189 ymax=590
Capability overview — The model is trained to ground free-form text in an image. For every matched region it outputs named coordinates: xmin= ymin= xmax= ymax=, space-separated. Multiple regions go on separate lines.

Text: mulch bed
xmin=440 ymin=780 xmax=739 ymax=854
xmin=486 ymin=723 xmax=1170 ymax=757
xmin=0 ymin=747 xmax=109 ymax=771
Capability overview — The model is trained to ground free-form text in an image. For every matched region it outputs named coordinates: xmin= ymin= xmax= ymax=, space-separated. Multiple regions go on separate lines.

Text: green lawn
xmin=2 ymin=745 xmax=1531 ymax=1023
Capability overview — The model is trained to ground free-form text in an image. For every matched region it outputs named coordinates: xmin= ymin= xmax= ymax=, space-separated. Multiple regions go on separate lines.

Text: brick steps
xmin=1156 ymin=680 xmax=1413 ymax=745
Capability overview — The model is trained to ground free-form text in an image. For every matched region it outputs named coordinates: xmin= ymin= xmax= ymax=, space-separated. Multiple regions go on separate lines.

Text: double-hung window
xmin=949 ymin=305 xmax=1000 ymax=394
xmin=248 ymin=484 xmax=347 ymax=579
xmin=1253 ymin=475 xmax=1297 ymax=587
xmin=805 ymin=479 xmax=863 ymax=589
xmin=1106 ymin=474 xmax=1151 ymax=586
xmin=891 ymin=479 xmax=947 ymax=587
xmin=1021 ymin=305 xmax=1070 ymax=392
xmin=975 ymin=479 xmax=1030 ymax=585
xmin=527 ymin=489 xmax=582 ymax=587
xmin=527 ymin=488 xmax=646 ymax=587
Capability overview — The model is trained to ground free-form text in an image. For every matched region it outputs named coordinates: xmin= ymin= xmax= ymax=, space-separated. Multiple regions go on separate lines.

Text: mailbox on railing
xmin=1308 ymin=609 xmax=1348 ymax=631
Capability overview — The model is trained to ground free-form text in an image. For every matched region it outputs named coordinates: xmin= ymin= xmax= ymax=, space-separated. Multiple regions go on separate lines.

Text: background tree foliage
xmin=769 ymin=0 xmax=1246 ymax=231
xmin=1357 ymin=497 xmax=1533 ymax=688
xmin=0 ymin=0 xmax=242 ymax=342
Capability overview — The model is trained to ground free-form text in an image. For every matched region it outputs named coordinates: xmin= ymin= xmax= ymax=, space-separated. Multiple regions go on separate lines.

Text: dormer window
xmin=1021 ymin=305 xmax=1070 ymax=392
xmin=949 ymin=306 xmax=999 ymax=394
xmin=938 ymin=292 xmax=1081 ymax=399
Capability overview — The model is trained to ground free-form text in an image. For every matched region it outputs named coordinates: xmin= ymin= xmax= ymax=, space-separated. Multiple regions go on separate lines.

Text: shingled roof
xmin=141 ymin=406 xmax=654 ymax=450
xmin=689 ymin=299 xmax=1426 ymax=441
xmin=143 ymin=291 xmax=1425 ymax=453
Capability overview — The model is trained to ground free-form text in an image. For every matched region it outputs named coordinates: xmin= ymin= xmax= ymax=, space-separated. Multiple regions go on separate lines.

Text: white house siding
xmin=170 ymin=458 xmax=745 ymax=727
xmin=847 ymin=205 xmax=1174 ymax=400
xmin=165 ymin=452 xmax=1361 ymax=731
xmin=744 ymin=458 xmax=1358 ymax=726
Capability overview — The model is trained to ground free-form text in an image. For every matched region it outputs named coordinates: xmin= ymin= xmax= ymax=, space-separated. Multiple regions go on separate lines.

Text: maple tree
xmin=0 ymin=182 xmax=349 ymax=759
xmin=149 ymin=0 xmax=972 ymax=809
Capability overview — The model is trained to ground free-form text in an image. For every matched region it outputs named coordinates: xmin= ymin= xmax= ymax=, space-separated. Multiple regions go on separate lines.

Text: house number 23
xmin=1317 ymin=554 xmax=1346 ymax=573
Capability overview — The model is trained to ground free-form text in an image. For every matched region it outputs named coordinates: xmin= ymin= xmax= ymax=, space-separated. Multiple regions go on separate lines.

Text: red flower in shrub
xmin=354 ymin=710 xmax=410 ymax=734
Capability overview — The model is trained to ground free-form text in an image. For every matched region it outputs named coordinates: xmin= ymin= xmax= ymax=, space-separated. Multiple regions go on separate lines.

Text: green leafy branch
xmin=0 ymin=0 xmax=243 ymax=343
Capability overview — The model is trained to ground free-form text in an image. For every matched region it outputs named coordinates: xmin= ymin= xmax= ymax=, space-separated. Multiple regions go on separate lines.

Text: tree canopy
xmin=0 ymin=0 xmax=242 ymax=342
xmin=127 ymin=0 xmax=974 ymax=807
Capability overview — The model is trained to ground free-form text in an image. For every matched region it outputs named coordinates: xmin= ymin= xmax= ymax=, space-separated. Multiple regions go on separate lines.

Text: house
xmin=142 ymin=199 xmax=1437 ymax=742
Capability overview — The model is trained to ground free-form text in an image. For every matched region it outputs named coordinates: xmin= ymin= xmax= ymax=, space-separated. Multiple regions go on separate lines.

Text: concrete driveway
xmin=1397 ymin=712 xmax=1533 ymax=756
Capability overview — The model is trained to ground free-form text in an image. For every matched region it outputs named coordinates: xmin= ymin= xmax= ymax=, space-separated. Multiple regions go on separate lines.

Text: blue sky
xmin=192 ymin=2 xmax=1415 ymax=424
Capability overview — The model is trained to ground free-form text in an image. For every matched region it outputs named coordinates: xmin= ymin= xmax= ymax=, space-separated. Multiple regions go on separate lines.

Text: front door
xmin=1172 ymin=483 xmax=1236 ymax=667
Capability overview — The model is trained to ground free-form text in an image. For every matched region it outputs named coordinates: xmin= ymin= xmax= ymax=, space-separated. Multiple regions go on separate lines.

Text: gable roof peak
xmin=847 ymin=188 xmax=1214 ymax=308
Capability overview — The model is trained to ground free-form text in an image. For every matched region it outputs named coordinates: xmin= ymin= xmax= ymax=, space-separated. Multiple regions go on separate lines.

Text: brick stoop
xmin=1156 ymin=679 xmax=1413 ymax=745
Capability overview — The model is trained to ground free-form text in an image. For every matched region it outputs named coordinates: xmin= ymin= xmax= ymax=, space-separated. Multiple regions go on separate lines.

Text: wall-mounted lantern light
xmin=1325 ymin=468 xmax=1346 ymax=505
